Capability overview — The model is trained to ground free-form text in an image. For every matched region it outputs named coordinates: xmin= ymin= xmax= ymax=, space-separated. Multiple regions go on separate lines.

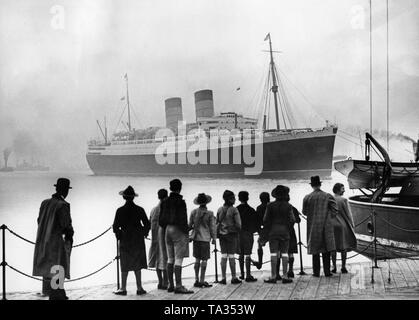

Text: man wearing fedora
xmin=159 ymin=179 xmax=193 ymax=294
xmin=302 ymin=176 xmax=338 ymax=277
xmin=33 ymin=178 xmax=74 ymax=300
xmin=189 ymin=193 xmax=216 ymax=288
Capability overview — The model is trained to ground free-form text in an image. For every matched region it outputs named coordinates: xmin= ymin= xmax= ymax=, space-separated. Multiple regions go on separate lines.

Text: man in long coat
xmin=302 ymin=176 xmax=337 ymax=277
xmin=33 ymin=178 xmax=74 ymax=300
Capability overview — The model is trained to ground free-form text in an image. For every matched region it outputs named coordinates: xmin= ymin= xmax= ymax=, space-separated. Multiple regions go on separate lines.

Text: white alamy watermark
xmin=50 ymin=5 xmax=66 ymax=30
xmin=50 ymin=265 xmax=65 ymax=289
xmin=154 ymin=121 xmax=264 ymax=176
xmin=350 ymin=5 xmax=366 ymax=30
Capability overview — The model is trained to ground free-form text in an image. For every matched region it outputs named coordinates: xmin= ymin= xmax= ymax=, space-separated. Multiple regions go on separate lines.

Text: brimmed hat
xmin=54 ymin=178 xmax=72 ymax=190
xmin=271 ymin=185 xmax=289 ymax=199
xmin=119 ymin=185 xmax=138 ymax=197
xmin=194 ymin=193 xmax=212 ymax=205
xmin=310 ymin=176 xmax=322 ymax=187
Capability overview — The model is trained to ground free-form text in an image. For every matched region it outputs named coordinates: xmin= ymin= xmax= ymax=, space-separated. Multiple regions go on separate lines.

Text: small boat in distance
xmin=14 ymin=159 xmax=49 ymax=172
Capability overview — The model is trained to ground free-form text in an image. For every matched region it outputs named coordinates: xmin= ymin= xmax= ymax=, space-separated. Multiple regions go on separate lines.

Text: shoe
xmin=332 ymin=267 xmax=337 ymax=274
xmin=201 ymin=281 xmax=212 ymax=288
xmin=282 ymin=278 xmax=293 ymax=284
xmin=136 ymin=289 xmax=147 ymax=295
xmin=194 ymin=281 xmax=203 ymax=288
xmin=201 ymin=281 xmax=213 ymax=288
xmin=264 ymin=278 xmax=277 ymax=284
xmin=158 ymin=284 xmax=168 ymax=290
xmin=252 ymin=260 xmax=262 ymax=270
xmin=276 ymin=274 xmax=283 ymax=281
xmin=114 ymin=289 xmax=127 ymax=296
xmin=219 ymin=279 xmax=227 ymax=285
xmin=231 ymin=278 xmax=242 ymax=284
xmin=239 ymin=275 xmax=245 ymax=280
xmin=313 ymin=273 xmax=320 ymax=278
xmin=174 ymin=286 xmax=194 ymax=294
xmin=341 ymin=267 xmax=348 ymax=274
xmin=37 ymin=293 xmax=49 ymax=298
xmin=324 ymin=273 xmax=333 ymax=277
xmin=49 ymin=295 xmax=69 ymax=300
xmin=245 ymin=276 xmax=257 ymax=282
xmin=167 ymin=286 xmax=174 ymax=293
xmin=287 ymin=271 xmax=295 ymax=278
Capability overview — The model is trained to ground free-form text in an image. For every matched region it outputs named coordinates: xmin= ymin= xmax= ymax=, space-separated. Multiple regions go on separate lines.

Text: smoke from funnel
xmin=3 ymin=147 xmax=12 ymax=168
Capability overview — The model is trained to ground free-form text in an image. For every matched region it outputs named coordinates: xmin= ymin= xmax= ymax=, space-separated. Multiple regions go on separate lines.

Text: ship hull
xmin=349 ymin=195 xmax=419 ymax=260
xmin=86 ymin=133 xmax=336 ymax=178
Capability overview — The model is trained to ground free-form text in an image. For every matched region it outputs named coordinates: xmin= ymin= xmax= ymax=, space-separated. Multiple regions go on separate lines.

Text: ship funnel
xmin=194 ymin=89 xmax=214 ymax=120
xmin=165 ymin=97 xmax=183 ymax=130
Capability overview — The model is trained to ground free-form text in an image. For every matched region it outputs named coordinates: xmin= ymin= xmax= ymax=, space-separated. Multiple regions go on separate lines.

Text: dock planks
xmin=6 ymin=258 xmax=419 ymax=300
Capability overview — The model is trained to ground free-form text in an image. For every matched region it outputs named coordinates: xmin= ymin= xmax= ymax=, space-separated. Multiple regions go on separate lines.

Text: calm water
xmin=0 ymin=170 xmax=367 ymax=293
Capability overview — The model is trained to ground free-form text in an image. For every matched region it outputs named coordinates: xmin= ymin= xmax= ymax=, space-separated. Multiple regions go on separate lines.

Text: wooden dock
xmin=6 ymin=258 xmax=419 ymax=300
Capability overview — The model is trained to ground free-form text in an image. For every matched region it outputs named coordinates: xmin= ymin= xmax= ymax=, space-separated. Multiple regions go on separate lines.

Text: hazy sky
xmin=0 ymin=0 xmax=418 ymax=169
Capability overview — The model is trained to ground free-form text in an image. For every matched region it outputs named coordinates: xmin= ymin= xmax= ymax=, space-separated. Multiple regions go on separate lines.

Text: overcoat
xmin=148 ymin=202 xmax=166 ymax=269
xmin=333 ymin=195 xmax=357 ymax=252
xmin=113 ymin=201 xmax=150 ymax=272
xmin=33 ymin=194 xmax=74 ymax=279
xmin=302 ymin=189 xmax=338 ymax=255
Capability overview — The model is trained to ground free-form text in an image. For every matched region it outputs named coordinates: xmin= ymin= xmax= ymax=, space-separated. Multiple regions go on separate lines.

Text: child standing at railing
xmin=189 ymin=193 xmax=217 ymax=288
xmin=216 ymin=190 xmax=242 ymax=285
xmin=148 ymin=189 xmax=169 ymax=289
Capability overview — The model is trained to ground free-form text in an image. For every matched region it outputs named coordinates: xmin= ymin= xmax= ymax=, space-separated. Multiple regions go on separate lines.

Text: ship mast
xmin=266 ymin=33 xmax=281 ymax=130
xmin=125 ymin=73 xmax=132 ymax=132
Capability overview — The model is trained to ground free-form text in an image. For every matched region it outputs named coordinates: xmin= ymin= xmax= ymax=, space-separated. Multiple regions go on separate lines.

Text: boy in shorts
xmin=189 ymin=193 xmax=216 ymax=288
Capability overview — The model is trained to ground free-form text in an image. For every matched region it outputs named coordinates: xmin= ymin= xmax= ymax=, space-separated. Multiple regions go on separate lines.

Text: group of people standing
xmin=31 ymin=175 xmax=356 ymax=299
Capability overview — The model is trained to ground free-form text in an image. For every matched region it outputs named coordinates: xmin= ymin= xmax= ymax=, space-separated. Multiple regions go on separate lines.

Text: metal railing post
xmin=213 ymin=241 xmax=219 ymax=283
xmin=1 ymin=224 xmax=6 ymax=300
xmin=297 ymin=221 xmax=306 ymax=275
xmin=116 ymin=239 xmax=120 ymax=290
xmin=373 ymin=210 xmax=379 ymax=268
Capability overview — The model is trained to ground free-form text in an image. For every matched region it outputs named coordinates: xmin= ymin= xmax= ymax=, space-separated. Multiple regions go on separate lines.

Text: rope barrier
xmin=355 ymin=216 xmax=370 ymax=228
xmin=339 ymin=240 xmax=374 ymax=261
xmin=6 ymin=225 xmax=113 ymax=248
xmin=72 ymin=227 xmax=113 ymax=248
xmin=6 ymin=228 xmax=35 ymax=245
xmin=66 ymin=259 xmax=116 ymax=282
xmin=7 ymin=258 xmax=116 ymax=283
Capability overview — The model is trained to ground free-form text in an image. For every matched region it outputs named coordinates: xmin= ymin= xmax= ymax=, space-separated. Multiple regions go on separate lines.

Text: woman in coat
xmin=113 ymin=186 xmax=150 ymax=296
xmin=148 ymin=189 xmax=168 ymax=289
xmin=332 ymin=183 xmax=357 ymax=273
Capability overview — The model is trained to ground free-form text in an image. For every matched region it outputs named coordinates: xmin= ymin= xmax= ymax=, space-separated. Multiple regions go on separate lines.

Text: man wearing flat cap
xmin=302 ymin=176 xmax=337 ymax=277
xmin=33 ymin=178 xmax=74 ymax=300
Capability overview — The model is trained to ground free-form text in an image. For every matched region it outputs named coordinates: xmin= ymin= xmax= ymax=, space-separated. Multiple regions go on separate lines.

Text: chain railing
xmin=3 ymin=205 xmax=416 ymax=300
xmin=0 ymin=223 xmax=116 ymax=300
xmin=0 ymin=222 xmax=207 ymax=300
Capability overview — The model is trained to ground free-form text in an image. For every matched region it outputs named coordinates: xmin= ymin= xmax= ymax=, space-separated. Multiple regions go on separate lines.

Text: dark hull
xmin=350 ymin=195 xmax=419 ymax=260
xmin=86 ymin=134 xmax=336 ymax=178
xmin=356 ymin=238 xmax=419 ymax=260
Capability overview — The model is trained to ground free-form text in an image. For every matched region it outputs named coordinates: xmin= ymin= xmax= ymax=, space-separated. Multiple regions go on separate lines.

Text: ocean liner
xmin=86 ymin=34 xmax=337 ymax=178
